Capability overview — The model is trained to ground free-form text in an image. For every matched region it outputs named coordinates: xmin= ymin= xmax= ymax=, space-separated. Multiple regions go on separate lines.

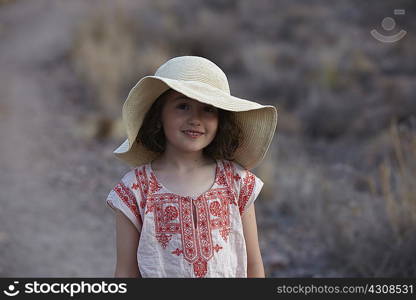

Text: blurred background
xmin=0 ymin=0 xmax=415 ymax=277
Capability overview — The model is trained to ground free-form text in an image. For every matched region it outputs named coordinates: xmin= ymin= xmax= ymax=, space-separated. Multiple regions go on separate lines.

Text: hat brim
xmin=113 ymin=76 xmax=278 ymax=169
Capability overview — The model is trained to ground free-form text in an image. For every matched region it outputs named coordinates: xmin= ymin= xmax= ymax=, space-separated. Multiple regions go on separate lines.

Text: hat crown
xmin=155 ymin=56 xmax=230 ymax=94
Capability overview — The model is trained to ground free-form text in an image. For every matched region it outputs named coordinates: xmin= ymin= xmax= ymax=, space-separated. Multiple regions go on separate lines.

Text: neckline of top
xmin=147 ymin=159 xmax=221 ymax=199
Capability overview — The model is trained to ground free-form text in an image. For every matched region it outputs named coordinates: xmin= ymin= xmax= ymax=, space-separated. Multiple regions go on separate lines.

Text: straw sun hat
xmin=113 ymin=56 xmax=278 ymax=170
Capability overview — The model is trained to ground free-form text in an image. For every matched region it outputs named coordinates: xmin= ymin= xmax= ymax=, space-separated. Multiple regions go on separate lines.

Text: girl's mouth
xmin=182 ymin=130 xmax=204 ymax=138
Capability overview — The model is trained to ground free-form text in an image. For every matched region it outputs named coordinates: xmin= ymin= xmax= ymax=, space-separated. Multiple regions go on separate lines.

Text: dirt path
xmin=0 ymin=0 xmax=121 ymax=277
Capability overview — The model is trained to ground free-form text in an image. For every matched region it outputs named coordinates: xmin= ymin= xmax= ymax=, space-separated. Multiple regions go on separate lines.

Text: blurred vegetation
xmin=66 ymin=0 xmax=416 ymax=276
xmin=320 ymin=119 xmax=416 ymax=277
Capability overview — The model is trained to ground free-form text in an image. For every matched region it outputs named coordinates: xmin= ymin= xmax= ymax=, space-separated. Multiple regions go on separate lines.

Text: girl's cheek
xmin=205 ymin=112 xmax=219 ymax=121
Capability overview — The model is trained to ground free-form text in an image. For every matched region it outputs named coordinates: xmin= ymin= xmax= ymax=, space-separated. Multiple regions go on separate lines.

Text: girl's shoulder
xmin=221 ymin=158 xmax=263 ymax=189
xmin=219 ymin=159 xmax=264 ymax=216
xmin=118 ymin=163 xmax=149 ymax=185
xmin=218 ymin=158 xmax=259 ymax=188
xmin=220 ymin=158 xmax=249 ymax=174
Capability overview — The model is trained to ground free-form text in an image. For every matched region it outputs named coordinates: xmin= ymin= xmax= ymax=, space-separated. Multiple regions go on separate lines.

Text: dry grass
xmin=270 ymin=118 xmax=416 ymax=277
xmin=377 ymin=119 xmax=416 ymax=242
xmin=69 ymin=3 xmax=170 ymax=139
xmin=70 ymin=6 xmax=139 ymax=120
xmin=318 ymin=119 xmax=416 ymax=277
xmin=0 ymin=0 xmax=19 ymax=5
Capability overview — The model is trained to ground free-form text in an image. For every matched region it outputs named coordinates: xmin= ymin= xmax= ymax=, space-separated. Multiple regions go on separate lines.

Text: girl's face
xmin=161 ymin=90 xmax=219 ymax=154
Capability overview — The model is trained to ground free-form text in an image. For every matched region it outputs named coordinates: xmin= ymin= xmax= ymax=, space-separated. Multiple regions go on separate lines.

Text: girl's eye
xmin=205 ymin=106 xmax=217 ymax=113
xmin=176 ymin=103 xmax=217 ymax=113
xmin=177 ymin=103 xmax=189 ymax=110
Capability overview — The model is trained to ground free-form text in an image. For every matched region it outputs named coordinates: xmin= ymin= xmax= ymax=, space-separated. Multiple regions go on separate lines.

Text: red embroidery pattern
xmin=151 ymin=195 xmax=181 ymax=240
xmin=208 ymin=192 xmax=231 ymax=242
xmin=156 ymin=233 xmax=172 ymax=249
xmin=164 ymin=205 xmax=179 ymax=221
xmin=209 ymin=201 xmax=221 ymax=216
xmin=131 ymin=165 xmax=168 ymax=216
xmin=113 ymin=181 xmax=142 ymax=223
xmin=215 ymin=169 xmax=227 ymax=186
xmin=220 ymin=227 xmax=231 ymax=241
xmin=179 ymin=196 xmax=198 ymax=261
xmin=238 ymin=170 xmax=255 ymax=215
xmin=222 ymin=161 xmax=235 ymax=184
xmin=149 ymin=172 xmax=162 ymax=194
xmin=213 ymin=244 xmax=223 ymax=252
xmin=221 ymin=160 xmax=239 ymax=205
xmin=139 ymin=160 xmax=245 ymax=278
xmin=172 ymin=248 xmax=183 ymax=256
xmin=193 ymin=257 xmax=208 ymax=278
xmin=194 ymin=195 xmax=213 ymax=261
xmin=133 ymin=166 xmax=149 ymax=209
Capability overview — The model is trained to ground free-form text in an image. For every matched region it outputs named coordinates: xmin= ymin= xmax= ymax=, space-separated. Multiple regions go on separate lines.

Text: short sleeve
xmin=232 ymin=162 xmax=264 ymax=216
xmin=106 ymin=170 xmax=142 ymax=233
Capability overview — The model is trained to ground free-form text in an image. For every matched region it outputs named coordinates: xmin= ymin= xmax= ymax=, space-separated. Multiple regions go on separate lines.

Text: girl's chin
xmin=168 ymin=141 xmax=210 ymax=153
xmin=179 ymin=145 xmax=207 ymax=153
xmin=165 ymin=134 xmax=214 ymax=151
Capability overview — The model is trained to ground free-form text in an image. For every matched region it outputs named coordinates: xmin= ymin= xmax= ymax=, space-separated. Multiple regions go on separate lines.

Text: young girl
xmin=106 ymin=56 xmax=278 ymax=278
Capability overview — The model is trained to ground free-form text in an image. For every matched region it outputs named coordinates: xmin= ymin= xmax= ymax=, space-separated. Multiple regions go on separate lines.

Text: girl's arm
xmin=242 ymin=203 xmax=265 ymax=278
xmin=114 ymin=209 xmax=142 ymax=278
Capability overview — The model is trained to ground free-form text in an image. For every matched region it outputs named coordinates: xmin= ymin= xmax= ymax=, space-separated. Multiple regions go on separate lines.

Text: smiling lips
xmin=182 ymin=130 xmax=204 ymax=138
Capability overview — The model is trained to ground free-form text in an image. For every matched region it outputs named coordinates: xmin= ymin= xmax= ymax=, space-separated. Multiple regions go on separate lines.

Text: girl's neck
xmin=152 ymin=151 xmax=215 ymax=173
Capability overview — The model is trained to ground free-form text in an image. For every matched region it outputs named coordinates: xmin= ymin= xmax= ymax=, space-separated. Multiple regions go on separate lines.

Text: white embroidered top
xmin=106 ymin=159 xmax=264 ymax=278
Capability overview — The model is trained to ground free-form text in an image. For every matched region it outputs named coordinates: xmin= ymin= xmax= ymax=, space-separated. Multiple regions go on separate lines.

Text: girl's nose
xmin=188 ymin=117 xmax=201 ymax=126
xmin=187 ymin=108 xmax=202 ymax=125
